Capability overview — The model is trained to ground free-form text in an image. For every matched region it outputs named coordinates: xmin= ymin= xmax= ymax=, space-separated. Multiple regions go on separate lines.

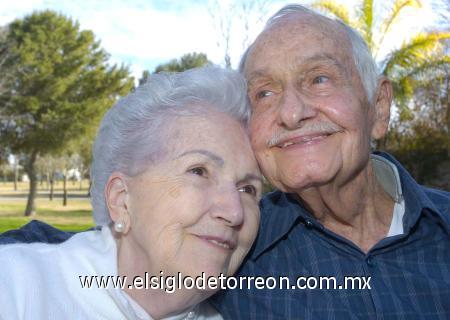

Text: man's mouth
xmin=276 ymin=133 xmax=333 ymax=148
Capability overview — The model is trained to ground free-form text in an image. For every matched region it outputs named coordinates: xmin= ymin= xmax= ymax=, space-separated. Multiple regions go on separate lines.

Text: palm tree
xmin=312 ymin=0 xmax=450 ymax=111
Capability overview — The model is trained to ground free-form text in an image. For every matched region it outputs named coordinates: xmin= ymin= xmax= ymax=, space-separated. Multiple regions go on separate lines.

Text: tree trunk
xmin=13 ymin=161 xmax=18 ymax=191
xmin=49 ymin=177 xmax=54 ymax=201
xmin=24 ymin=151 xmax=38 ymax=216
xmin=63 ymin=173 xmax=67 ymax=206
xmin=45 ymin=171 xmax=50 ymax=190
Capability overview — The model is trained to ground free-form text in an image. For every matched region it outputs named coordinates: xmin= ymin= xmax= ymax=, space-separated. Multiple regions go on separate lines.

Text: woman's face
xmin=122 ymin=109 xmax=261 ymax=290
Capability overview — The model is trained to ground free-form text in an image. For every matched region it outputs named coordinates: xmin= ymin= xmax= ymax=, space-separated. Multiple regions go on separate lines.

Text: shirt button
xmin=305 ymin=220 xmax=314 ymax=229
xmin=366 ymin=257 xmax=374 ymax=267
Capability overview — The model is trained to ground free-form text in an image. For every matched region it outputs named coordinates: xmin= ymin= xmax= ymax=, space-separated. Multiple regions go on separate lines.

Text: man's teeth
xmin=279 ymin=135 xmax=327 ymax=148
xmin=208 ymin=239 xmax=230 ymax=249
xmin=282 ymin=142 xmax=294 ymax=148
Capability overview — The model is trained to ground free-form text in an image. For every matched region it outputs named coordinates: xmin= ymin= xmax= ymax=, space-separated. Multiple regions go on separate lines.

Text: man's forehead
xmin=259 ymin=13 xmax=346 ymax=46
xmin=245 ymin=17 xmax=350 ymax=73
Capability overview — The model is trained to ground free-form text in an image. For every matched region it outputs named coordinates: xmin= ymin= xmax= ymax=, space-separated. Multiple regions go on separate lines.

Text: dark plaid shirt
xmin=212 ymin=152 xmax=450 ymax=319
xmin=1 ymin=153 xmax=449 ymax=319
xmin=0 ymin=220 xmax=74 ymax=244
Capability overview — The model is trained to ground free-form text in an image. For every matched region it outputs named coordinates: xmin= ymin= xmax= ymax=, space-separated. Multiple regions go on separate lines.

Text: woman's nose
xmin=210 ymin=186 xmax=244 ymax=227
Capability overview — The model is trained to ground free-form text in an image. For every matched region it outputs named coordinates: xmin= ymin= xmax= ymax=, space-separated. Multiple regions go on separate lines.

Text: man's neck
xmin=298 ymin=162 xmax=394 ymax=253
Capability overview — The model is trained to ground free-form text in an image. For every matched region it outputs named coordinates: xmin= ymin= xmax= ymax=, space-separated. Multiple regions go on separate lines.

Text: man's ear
xmin=371 ymin=77 xmax=393 ymax=140
xmin=105 ymin=173 xmax=131 ymax=234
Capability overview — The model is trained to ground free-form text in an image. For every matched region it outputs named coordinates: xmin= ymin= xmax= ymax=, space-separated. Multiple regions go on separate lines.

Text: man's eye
xmin=312 ymin=75 xmax=329 ymax=84
xmin=255 ymin=90 xmax=273 ymax=100
xmin=189 ymin=167 xmax=207 ymax=177
xmin=238 ymin=185 xmax=257 ymax=196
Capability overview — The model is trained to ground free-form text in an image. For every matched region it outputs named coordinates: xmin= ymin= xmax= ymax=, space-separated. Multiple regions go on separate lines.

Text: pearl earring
xmin=114 ymin=221 xmax=125 ymax=233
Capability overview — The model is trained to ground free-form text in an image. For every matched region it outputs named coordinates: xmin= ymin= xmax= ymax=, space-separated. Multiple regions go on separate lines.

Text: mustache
xmin=267 ymin=122 xmax=342 ymax=147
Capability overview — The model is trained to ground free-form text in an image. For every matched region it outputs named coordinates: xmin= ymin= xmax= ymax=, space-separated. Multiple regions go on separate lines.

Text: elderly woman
xmin=0 ymin=67 xmax=262 ymax=319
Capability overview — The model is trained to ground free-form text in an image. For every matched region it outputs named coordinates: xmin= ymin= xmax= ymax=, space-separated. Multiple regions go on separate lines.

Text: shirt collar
xmin=375 ymin=152 xmax=449 ymax=234
xmin=251 ymin=152 xmax=449 ymax=259
xmin=371 ymin=154 xmax=403 ymax=203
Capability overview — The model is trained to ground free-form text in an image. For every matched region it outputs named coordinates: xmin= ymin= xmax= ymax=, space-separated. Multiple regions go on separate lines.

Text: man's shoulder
xmin=421 ymin=186 xmax=450 ymax=216
xmin=377 ymin=152 xmax=449 ymax=214
xmin=259 ymin=189 xmax=301 ymax=220
xmin=422 ymin=186 xmax=450 ymax=200
xmin=0 ymin=220 xmax=74 ymax=244
xmin=248 ymin=190 xmax=307 ymax=260
xmin=260 ymin=189 xmax=285 ymax=208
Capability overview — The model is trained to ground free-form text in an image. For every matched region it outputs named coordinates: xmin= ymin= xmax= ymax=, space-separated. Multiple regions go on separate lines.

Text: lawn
xmin=0 ymin=199 xmax=94 ymax=234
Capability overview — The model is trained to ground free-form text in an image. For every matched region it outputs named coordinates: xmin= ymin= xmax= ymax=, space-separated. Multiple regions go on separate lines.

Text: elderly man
xmin=1 ymin=4 xmax=449 ymax=320
xmin=212 ymin=4 xmax=450 ymax=320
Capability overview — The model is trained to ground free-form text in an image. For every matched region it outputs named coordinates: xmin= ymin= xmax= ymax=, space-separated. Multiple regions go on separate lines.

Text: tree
xmin=312 ymin=0 xmax=450 ymax=109
xmin=154 ymin=52 xmax=210 ymax=73
xmin=0 ymin=26 xmax=13 ymax=123
xmin=138 ymin=52 xmax=211 ymax=86
xmin=0 ymin=10 xmax=134 ymax=216
xmin=386 ymin=59 xmax=450 ymax=190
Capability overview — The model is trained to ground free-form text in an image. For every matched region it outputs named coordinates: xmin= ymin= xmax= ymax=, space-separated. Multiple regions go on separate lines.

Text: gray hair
xmin=239 ymin=4 xmax=379 ymax=103
xmin=90 ymin=66 xmax=250 ymax=225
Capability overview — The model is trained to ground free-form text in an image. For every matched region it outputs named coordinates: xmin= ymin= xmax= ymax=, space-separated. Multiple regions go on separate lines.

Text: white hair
xmin=239 ymin=4 xmax=379 ymax=103
xmin=90 ymin=66 xmax=250 ymax=225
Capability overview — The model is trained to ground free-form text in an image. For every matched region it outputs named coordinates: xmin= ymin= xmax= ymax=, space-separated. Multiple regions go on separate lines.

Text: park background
xmin=0 ymin=0 xmax=449 ymax=233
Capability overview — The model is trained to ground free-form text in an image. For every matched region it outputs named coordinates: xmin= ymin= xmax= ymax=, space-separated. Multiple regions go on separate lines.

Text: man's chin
xmin=273 ymin=171 xmax=336 ymax=194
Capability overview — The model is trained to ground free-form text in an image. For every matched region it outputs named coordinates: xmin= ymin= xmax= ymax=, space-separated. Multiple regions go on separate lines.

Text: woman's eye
xmin=238 ymin=185 xmax=257 ymax=196
xmin=189 ymin=167 xmax=207 ymax=177
xmin=312 ymin=75 xmax=329 ymax=84
xmin=255 ymin=90 xmax=273 ymax=100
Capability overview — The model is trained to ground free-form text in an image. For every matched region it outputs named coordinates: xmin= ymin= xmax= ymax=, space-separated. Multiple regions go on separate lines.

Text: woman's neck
xmin=115 ymin=234 xmax=207 ymax=319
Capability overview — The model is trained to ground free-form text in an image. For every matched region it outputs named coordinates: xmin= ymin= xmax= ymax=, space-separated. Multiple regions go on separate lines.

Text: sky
xmin=0 ymin=0 xmax=446 ymax=80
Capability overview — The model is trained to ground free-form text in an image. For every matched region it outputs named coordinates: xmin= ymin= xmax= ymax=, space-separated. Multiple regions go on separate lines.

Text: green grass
xmin=0 ymin=199 xmax=94 ymax=233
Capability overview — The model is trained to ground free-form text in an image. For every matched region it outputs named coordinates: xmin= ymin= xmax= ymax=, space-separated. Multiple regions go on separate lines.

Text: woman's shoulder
xmin=0 ymin=227 xmax=116 ymax=274
xmin=0 ymin=228 xmax=104 ymax=258
xmin=0 ymin=227 xmax=123 ymax=319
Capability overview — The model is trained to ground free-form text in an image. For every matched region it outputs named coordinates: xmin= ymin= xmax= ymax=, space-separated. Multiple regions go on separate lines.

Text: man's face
xmin=245 ymin=16 xmax=379 ymax=193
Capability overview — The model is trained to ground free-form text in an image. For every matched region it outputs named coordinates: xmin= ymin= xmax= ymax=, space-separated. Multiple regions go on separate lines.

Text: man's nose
xmin=210 ymin=186 xmax=244 ymax=227
xmin=278 ymin=86 xmax=317 ymax=129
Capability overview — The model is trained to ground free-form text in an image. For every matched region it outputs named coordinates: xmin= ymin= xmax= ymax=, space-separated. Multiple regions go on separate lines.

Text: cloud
xmin=0 ymin=0 xmax=233 ymax=78
xmin=1 ymin=0 xmax=442 ymax=81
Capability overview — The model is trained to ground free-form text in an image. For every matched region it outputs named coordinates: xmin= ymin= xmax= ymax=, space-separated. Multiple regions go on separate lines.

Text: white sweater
xmin=0 ymin=227 xmax=222 ymax=320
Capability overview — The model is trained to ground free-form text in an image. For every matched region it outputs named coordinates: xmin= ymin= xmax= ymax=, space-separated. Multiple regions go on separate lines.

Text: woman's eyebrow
xmin=175 ymin=149 xmax=224 ymax=167
xmin=240 ymin=173 xmax=264 ymax=186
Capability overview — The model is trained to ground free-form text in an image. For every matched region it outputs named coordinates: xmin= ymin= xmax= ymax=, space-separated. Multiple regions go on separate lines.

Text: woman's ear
xmin=105 ymin=173 xmax=131 ymax=234
xmin=371 ymin=77 xmax=393 ymax=140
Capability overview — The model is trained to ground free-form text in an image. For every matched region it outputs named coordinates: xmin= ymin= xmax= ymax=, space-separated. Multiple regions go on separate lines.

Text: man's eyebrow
xmin=297 ymin=54 xmax=345 ymax=70
xmin=175 ymin=149 xmax=224 ymax=167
